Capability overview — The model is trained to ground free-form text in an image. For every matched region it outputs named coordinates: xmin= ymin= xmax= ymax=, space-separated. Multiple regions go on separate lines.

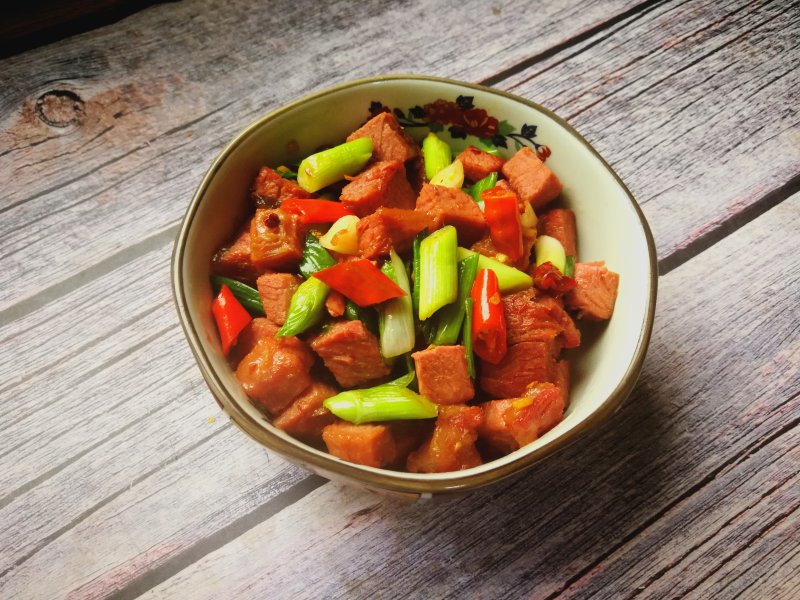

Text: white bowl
xmin=172 ymin=75 xmax=657 ymax=499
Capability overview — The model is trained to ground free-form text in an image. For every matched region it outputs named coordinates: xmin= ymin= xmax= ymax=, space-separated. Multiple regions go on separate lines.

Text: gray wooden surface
xmin=1 ymin=0 xmax=798 ymax=598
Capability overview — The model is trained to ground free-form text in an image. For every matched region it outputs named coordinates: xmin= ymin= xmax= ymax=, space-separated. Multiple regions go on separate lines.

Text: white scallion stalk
xmin=296 ymin=137 xmax=373 ymax=193
xmin=319 ymin=215 xmax=360 ymax=255
xmin=419 ymin=226 xmax=458 ymax=320
xmin=535 ymin=235 xmax=567 ymax=273
xmin=323 ymin=385 xmax=438 ymax=424
xmin=378 ymin=250 xmax=415 ymax=358
xmin=430 ymin=159 xmax=464 ymax=188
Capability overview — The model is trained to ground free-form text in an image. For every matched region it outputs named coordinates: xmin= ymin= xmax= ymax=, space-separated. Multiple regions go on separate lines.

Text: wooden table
xmin=1 ymin=0 xmax=798 ymax=597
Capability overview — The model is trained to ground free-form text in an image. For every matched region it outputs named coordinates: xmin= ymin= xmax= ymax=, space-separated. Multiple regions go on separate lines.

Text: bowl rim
xmin=171 ymin=73 xmax=658 ymax=495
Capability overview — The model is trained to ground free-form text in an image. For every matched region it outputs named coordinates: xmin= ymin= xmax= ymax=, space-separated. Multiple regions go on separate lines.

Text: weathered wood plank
xmin=504 ymin=0 xmax=800 ymax=259
xmin=130 ymin=195 xmax=800 ymax=599
xmin=0 ymin=0 xmax=643 ymax=311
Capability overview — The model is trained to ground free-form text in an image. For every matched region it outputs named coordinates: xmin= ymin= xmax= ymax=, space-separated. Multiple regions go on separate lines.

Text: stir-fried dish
xmin=210 ymin=111 xmax=620 ymax=472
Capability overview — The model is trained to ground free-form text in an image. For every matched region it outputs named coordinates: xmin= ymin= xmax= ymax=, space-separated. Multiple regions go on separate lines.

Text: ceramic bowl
xmin=172 ymin=74 xmax=657 ymax=500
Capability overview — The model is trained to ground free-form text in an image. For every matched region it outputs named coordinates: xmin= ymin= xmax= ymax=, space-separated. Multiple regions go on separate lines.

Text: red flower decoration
xmin=537 ymin=145 xmax=552 ymax=161
xmin=458 ymin=108 xmax=499 ymax=138
xmin=423 ymin=99 xmax=461 ymax=125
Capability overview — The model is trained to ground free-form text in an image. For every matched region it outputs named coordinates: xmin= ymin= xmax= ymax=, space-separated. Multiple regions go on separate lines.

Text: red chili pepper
xmin=532 ymin=262 xmax=577 ymax=295
xmin=470 ymin=268 xmax=507 ymax=365
xmin=212 ymin=284 xmax=253 ymax=355
xmin=281 ymin=198 xmax=354 ymax=224
xmin=481 ymin=187 xmax=524 ymax=261
xmin=313 ymin=259 xmax=406 ymax=306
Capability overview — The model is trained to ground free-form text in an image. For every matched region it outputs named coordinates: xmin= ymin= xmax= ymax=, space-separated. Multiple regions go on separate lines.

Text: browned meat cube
xmin=273 ymin=381 xmax=338 ymax=443
xmin=340 ymin=160 xmax=416 ymax=217
xmin=411 ymin=345 xmax=474 ymax=405
xmin=501 ymin=147 xmax=562 ymax=210
xmin=407 ymin=405 xmax=484 ymax=473
xmin=322 ymin=422 xmax=398 ymax=468
xmin=503 ymin=289 xmax=580 ymax=349
xmin=479 ymin=382 xmax=565 ymax=455
xmin=479 ymin=340 xmax=558 ymax=398
xmin=538 ymin=208 xmax=577 ymax=258
xmin=456 ymin=146 xmax=505 ymax=182
xmin=471 ymin=233 xmax=535 ymax=271
xmin=235 ymin=332 xmax=315 ymax=415
xmin=251 ymin=166 xmax=312 ymax=208
xmin=325 ymin=290 xmax=346 ymax=317
xmin=346 ymin=113 xmax=420 ymax=163
xmin=415 ymin=183 xmax=486 ymax=245
xmin=256 ymin=273 xmax=302 ymax=327
xmin=357 ymin=208 xmax=434 ymax=259
xmin=250 ymin=208 xmax=304 ymax=271
xmin=212 ymin=219 xmax=260 ymax=283
xmin=554 ymin=359 xmax=570 ymax=408
xmin=565 ymin=261 xmax=620 ymax=320
xmin=310 ymin=320 xmax=390 ymax=388
xmin=228 ymin=318 xmax=278 ymax=366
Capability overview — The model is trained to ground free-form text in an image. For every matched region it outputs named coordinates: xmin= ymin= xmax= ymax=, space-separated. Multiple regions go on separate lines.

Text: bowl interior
xmin=175 ymin=76 xmax=656 ymax=492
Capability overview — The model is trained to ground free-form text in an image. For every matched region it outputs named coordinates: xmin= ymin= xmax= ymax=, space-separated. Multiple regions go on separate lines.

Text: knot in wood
xmin=35 ymin=90 xmax=85 ymax=128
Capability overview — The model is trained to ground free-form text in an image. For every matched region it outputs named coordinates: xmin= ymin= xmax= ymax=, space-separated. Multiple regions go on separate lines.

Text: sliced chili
xmin=281 ymin=198 xmax=354 ymax=224
xmin=532 ymin=261 xmax=577 ymax=295
xmin=481 ymin=187 xmax=524 ymax=261
xmin=469 ymin=268 xmax=507 ymax=365
xmin=313 ymin=259 xmax=407 ymax=306
xmin=211 ymin=284 xmax=253 ymax=355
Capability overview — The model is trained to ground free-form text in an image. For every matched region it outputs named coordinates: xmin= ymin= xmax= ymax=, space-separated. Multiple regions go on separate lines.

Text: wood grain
xmin=132 ymin=195 xmax=799 ymax=599
xmin=504 ymin=0 xmax=800 ymax=260
xmin=0 ymin=0 xmax=642 ymax=312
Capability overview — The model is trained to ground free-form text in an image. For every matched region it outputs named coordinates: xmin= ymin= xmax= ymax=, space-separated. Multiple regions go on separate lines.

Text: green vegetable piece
xmin=323 ymin=385 xmax=438 ymax=424
xmin=432 ymin=253 xmax=480 ymax=345
xmin=299 ymin=233 xmax=336 ymax=279
xmin=564 ymin=255 xmax=575 ymax=278
xmin=456 ymin=247 xmax=533 ymax=293
xmin=276 ymin=277 xmax=329 ymax=337
xmin=296 ymin=137 xmax=373 ymax=193
xmin=535 ymin=235 xmax=567 ymax=273
xmin=419 ymin=225 xmax=458 ymax=320
xmin=385 ymin=369 xmax=416 ymax=388
xmin=463 ymin=297 xmax=475 ymax=378
xmin=211 ymin=275 xmax=265 ymax=316
xmin=469 ymin=172 xmax=498 ymax=204
xmin=422 ymin=132 xmax=452 ymax=181
xmin=411 ymin=229 xmax=428 ymax=316
xmin=379 ymin=250 xmax=415 ymax=358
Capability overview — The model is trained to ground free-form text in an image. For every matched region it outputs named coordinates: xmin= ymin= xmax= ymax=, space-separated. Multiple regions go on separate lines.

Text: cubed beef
xmin=555 ymin=359 xmax=570 ymax=408
xmin=212 ymin=220 xmax=260 ymax=282
xmin=503 ymin=289 xmax=580 ymax=349
xmin=390 ymin=420 xmax=434 ymax=467
xmin=250 ymin=208 xmax=304 ymax=271
xmin=256 ymin=273 xmax=302 ymax=327
xmin=251 ymin=166 xmax=312 ymax=208
xmin=456 ymin=146 xmax=505 ymax=182
xmin=565 ymin=261 xmax=620 ymax=320
xmin=273 ymin=381 xmax=338 ymax=443
xmin=346 ymin=113 xmax=420 ymax=163
xmin=340 ymin=160 xmax=416 ymax=217
xmin=471 ymin=233 xmax=535 ymax=271
xmin=325 ymin=290 xmax=346 ymax=317
xmin=310 ymin=320 xmax=390 ymax=387
xmin=538 ymin=208 xmax=577 ymax=258
xmin=407 ymin=405 xmax=484 ymax=473
xmin=480 ymin=340 xmax=558 ymax=398
xmin=479 ymin=382 xmax=565 ymax=454
xmin=406 ymin=155 xmax=427 ymax=193
xmin=415 ymin=183 xmax=486 ymax=245
xmin=357 ymin=208 xmax=434 ymax=259
xmin=322 ymin=422 xmax=398 ymax=468
xmin=235 ymin=331 xmax=315 ymax=415
xmin=412 ymin=345 xmax=474 ymax=405
xmin=228 ymin=318 xmax=278 ymax=366
xmin=501 ymin=147 xmax=562 ymax=210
